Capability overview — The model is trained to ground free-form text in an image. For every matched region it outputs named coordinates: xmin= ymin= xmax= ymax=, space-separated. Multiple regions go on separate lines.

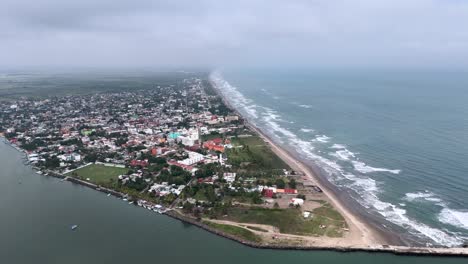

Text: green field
xmin=203 ymin=221 xmax=262 ymax=243
xmin=223 ymin=204 xmax=346 ymax=237
xmin=66 ymin=164 xmax=129 ymax=185
xmin=227 ymin=136 xmax=289 ymax=171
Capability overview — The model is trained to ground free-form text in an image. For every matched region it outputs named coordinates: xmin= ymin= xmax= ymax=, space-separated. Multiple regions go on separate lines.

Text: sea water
xmin=212 ymin=69 xmax=468 ymax=247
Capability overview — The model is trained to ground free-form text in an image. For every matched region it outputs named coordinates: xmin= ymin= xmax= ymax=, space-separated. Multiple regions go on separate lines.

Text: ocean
xmin=212 ymin=69 xmax=468 ymax=247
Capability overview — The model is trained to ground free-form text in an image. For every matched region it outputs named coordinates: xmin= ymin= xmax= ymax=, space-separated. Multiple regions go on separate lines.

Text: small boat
xmin=71 ymin=225 xmax=78 ymax=230
xmin=107 ymin=193 xmax=111 ymax=197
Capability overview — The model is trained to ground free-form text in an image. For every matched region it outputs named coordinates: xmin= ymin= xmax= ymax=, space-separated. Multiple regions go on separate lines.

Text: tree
xmin=288 ymin=178 xmax=297 ymax=189
xmin=45 ymin=157 xmax=60 ymax=168
xmin=275 ymin=178 xmax=286 ymax=189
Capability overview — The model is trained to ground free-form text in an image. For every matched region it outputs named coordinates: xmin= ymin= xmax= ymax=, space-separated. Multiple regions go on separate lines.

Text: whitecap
xmin=330 ymin=149 xmax=356 ymax=161
xmin=300 ymin=128 xmax=314 ymax=133
xmin=298 ymin=104 xmax=313 ymax=109
xmin=404 ymin=191 xmax=442 ymax=203
xmin=439 ymin=208 xmax=468 ymax=230
xmin=352 ymin=161 xmax=401 ymax=174
xmin=312 ymin=135 xmax=331 ymax=143
xmin=330 ymin=144 xmax=346 ymax=149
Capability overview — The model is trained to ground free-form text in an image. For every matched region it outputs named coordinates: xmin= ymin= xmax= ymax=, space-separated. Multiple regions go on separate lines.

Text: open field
xmin=66 ymin=164 xmax=128 ymax=185
xmin=222 ymin=204 xmax=346 ymax=237
xmin=227 ymin=135 xmax=290 ymax=171
xmin=203 ymin=221 xmax=262 ymax=243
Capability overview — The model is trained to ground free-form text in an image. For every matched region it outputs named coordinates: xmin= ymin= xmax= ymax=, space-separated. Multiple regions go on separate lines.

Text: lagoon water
xmin=213 ymin=69 xmax=468 ymax=247
xmin=0 ymin=140 xmax=466 ymax=264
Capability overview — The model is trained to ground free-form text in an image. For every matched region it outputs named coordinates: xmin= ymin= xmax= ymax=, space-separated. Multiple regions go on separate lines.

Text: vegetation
xmin=66 ymin=164 xmax=128 ymax=185
xmin=227 ymin=136 xmax=289 ymax=172
xmin=203 ymin=221 xmax=262 ymax=243
xmin=222 ymin=205 xmax=346 ymax=237
xmin=244 ymin=225 xmax=268 ymax=232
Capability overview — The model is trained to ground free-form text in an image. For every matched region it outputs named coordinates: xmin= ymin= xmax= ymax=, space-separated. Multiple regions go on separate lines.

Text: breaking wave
xmin=439 ymin=209 xmax=468 ymax=230
xmin=330 ymin=149 xmax=356 ymax=161
xmin=352 ymin=161 xmax=401 ymax=174
xmin=300 ymin=128 xmax=315 ymax=133
xmin=312 ymin=135 xmax=331 ymax=143
xmin=209 ymin=71 xmax=464 ymax=246
xmin=404 ymin=191 xmax=442 ymax=203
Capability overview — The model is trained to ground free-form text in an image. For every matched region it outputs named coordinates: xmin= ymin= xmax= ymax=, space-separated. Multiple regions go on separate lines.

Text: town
xmin=0 ymin=75 xmax=347 ymax=245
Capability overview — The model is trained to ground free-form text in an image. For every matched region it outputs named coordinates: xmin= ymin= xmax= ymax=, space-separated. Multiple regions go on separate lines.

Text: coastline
xmin=2 ymin=136 xmax=468 ymax=257
xmin=209 ymin=80 xmax=391 ymax=248
xmin=208 ymin=75 xmax=465 ymax=250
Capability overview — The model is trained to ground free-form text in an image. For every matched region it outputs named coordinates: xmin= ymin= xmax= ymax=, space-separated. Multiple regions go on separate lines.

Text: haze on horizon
xmin=1 ymin=0 xmax=468 ymax=70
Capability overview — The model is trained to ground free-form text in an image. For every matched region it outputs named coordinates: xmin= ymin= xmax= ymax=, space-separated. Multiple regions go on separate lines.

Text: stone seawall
xmin=164 ymin=210 xmax=468 ymax=257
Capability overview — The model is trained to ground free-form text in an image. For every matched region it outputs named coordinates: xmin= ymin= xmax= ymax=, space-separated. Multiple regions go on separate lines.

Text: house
xmin=262 ymin=188 xmax=274 ymax=198
xmin=130 ymin=160 xmax=149 ymax=167
xmin=223 ymin=172 xmax=236 ymax=183
xmin=290 ymin=198 xmax=304 ymax=206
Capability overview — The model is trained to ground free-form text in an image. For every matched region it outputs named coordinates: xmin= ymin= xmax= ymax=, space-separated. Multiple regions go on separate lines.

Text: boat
xmin=107 ymin=193 xmax=111 ymax=197
xmin=71 ymin=225 xmax=78 ymax=230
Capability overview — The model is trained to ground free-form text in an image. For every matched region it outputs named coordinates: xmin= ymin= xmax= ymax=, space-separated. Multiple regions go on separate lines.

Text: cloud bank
xmin=1 ymin=0 xmax=468 ymax=69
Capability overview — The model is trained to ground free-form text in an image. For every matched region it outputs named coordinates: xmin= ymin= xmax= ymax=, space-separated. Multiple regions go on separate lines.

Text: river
xmin=1 ymin=141 xmax=466 ymax=263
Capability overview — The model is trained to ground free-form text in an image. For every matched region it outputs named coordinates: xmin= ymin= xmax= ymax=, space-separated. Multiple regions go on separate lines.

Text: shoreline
xmin=2 ymin=79 xmax=468 ymax=256
xmin=2 ymin=137 xmax=468 ymax=257
xmin=209 ymin=79 xmax=392 ymax=247
xmin=208 ymin=75 xmax=468 ymax=252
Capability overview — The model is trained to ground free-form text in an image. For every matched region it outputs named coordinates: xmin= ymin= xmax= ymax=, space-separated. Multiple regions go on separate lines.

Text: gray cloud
xmin=1 ymin=0 xmax=468 ymax=69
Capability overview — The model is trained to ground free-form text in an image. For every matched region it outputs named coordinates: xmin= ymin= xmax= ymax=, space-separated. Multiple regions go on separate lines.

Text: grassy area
xmin=244 ymin=225 xmax=268 ymax=232
xmin=66 ymin=164 xmax=128 ymax=185
xmin=223 ymin=205 xmax=346 ymax=237
xmin=203 ymin=221 xmax=262 ymax=243
xmin=201 ymin=133 xmax=223 ymax=141
xmin=227 ymin=136 xmax=289 ymax=171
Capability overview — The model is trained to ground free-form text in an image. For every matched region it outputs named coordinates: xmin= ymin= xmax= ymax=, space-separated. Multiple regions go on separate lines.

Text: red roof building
xmin=130 ymin=160 xmax=149 ymax=167
xmin=262 ymin=189 xmax=274 ymax=198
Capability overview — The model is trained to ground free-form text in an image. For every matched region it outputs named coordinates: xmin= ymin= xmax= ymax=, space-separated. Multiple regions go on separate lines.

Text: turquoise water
xmin=1 ymin=140 xmax=467 ymax=264
xmin=213 ymin=69 xmax=468 ymax=246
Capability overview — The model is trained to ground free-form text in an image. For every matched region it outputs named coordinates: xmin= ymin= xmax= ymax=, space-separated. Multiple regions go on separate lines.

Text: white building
xmin=179 ymin=151 xmax=204 ymax=165
xmin=290 ymin=198 xmax=304 ymax=206
xmin=223 ymin=172 xmax=236 ymax=183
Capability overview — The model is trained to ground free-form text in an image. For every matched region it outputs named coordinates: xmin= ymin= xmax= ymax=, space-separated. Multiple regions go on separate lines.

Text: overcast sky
xmin=1 ymin=0 xmax=468 ymax=69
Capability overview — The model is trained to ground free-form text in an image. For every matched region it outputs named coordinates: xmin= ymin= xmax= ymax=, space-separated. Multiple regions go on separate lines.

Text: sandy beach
xmin=211 ymin=80 xmax=397 ymax=248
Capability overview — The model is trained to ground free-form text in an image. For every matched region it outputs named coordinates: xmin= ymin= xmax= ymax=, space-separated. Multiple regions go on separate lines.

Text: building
xmin=179 ymin=151 xmax=204 ymax=166
xmin=290 ymin=198 xmax=304 ymax=206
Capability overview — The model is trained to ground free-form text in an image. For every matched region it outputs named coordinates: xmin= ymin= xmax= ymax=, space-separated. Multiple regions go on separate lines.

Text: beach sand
xmin=211 ymin=80 xmax=397 ymax=248
xmin=246 ymin=122 xmax=391 ymax=247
